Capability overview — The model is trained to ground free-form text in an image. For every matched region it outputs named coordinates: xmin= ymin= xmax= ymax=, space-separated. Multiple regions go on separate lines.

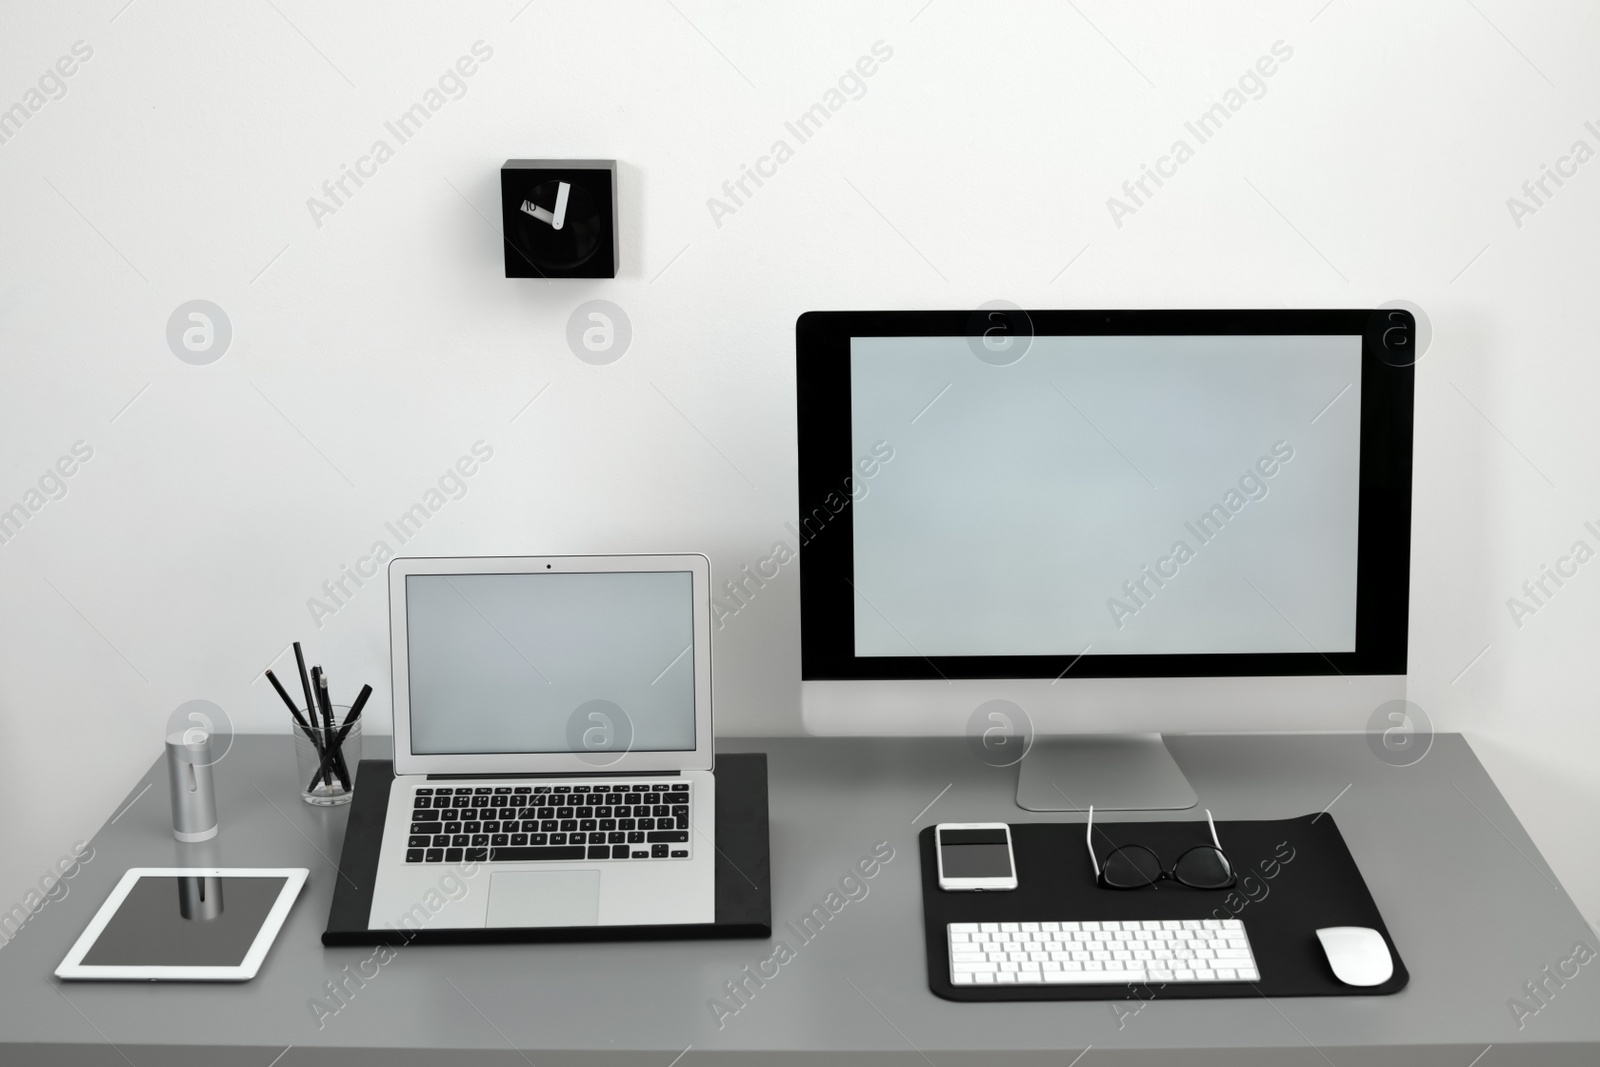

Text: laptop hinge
xmin=426 ymin=770 xmax=683 ymax=780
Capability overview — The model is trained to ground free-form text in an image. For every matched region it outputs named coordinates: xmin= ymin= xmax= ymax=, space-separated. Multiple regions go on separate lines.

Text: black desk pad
xmin=323 ymin=754 xmax=771 ymax=945
xmin=920 ymin=814 xmax=1408 ymax=1000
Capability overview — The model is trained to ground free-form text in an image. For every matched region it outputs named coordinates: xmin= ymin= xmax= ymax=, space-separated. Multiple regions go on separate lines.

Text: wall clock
xmin=500 ymin=159 xmax=617 ymax=278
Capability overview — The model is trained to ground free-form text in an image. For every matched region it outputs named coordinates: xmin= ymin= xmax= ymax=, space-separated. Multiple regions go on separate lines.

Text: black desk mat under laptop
xmin=920 ymin=814 xmax=1408 ymax=1000
xmin=324 ymin=754 xmax=770 ymax=945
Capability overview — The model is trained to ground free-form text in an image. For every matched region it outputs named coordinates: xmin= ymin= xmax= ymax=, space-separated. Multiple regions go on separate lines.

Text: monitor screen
xmin=848 ymin=334 xmax=1362 ymax=658
xmin=404 ymin=570 xmax=697 ymax=755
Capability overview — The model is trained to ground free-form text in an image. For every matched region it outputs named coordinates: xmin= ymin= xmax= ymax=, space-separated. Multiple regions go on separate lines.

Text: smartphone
xmin=935 ymin=822 xmax=1018 ymax=891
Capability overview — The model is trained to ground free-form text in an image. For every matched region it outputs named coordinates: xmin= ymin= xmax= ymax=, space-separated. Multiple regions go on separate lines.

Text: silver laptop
xmin=368 ymin=554 xmax=715 ymax=931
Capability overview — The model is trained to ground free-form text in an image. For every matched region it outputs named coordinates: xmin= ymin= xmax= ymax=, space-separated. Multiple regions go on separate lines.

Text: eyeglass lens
xmin=1101 ymin=844 xmax=1233 ymax=889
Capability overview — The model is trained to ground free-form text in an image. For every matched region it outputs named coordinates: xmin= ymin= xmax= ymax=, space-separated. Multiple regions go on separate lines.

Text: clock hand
xmin=551 ymin=181 xmax=569 ymax=230
xmin=519 ymin=182 xmax=572 ymax=230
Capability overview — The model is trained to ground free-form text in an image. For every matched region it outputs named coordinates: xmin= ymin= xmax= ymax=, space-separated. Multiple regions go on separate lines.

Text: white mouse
xmin=1316 ymin=926 xmax=1394 ymax=987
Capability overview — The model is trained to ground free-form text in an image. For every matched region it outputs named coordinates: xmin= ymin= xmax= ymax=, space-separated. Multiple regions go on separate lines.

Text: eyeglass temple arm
xmin=1206 ymin=808 xmax=1223 ymax=851
xmin=1086 ymin=805 xmax=1100 ymax=878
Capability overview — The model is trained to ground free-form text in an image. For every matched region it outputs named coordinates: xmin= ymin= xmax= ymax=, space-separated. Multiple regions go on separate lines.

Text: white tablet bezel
xmin=388 ymin=554 xmax=715 ymax=777
xmin=55 ymin=868 xmax=308 ymax=981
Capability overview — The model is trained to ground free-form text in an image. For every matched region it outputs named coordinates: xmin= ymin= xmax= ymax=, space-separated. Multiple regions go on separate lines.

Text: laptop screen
xmin=404 ymin=570 xmax=697 ymax=756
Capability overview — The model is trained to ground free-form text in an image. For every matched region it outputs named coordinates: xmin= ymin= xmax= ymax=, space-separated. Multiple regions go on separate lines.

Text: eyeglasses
xmin=1086 ymin=805 xmax=1237 ymax=890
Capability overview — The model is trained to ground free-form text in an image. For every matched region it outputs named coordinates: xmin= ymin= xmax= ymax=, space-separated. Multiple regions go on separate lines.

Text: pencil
xmin=307 ymin=683 xmax=372 ymax=791
xmin=313 ymin=668 xmax=350 ymax=790
xmin=265 ymin=669 xmax=321 ymax=743
xmin=293 ymin=642 xmax=317 ymax=733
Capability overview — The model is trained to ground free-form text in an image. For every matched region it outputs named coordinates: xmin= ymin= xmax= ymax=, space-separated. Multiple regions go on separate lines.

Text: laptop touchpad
xmin=486 ymin=870 xmax=600 ymax=927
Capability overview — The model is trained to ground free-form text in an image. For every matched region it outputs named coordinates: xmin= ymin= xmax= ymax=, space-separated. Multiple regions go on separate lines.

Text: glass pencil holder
xmin=293 ymin=705 xmax=361 ymax=806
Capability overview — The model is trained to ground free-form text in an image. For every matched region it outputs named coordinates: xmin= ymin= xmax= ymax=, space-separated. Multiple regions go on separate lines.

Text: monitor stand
xmin=1015 ymin=734 xmax=1198 ymax=811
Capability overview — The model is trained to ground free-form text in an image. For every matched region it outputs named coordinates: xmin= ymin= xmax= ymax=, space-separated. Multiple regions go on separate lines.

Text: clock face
xmin=513 ymin=179 xmax=602 ymax=271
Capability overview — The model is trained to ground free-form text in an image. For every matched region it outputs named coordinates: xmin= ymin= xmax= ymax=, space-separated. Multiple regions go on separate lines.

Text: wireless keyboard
xmin=947 ymin=918 xmax=1259 ymax=985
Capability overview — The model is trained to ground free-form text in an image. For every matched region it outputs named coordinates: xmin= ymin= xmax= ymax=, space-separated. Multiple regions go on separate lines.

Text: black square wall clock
xmin=500 ymin=159 xmax=617 ymax=278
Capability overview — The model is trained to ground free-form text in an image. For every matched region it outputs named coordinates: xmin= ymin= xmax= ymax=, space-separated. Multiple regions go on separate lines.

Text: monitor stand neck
xmin=1015 ymin=734 xmax=1198 ymax=812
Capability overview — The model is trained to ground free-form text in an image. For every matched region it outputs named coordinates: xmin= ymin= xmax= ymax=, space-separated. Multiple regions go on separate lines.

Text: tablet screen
xmin=80 ymin=875 xmax=289 ymax=968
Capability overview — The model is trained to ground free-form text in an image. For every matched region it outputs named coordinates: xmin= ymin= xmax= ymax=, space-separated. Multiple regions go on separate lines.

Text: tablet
xmin=56 ymin=868 xmax=308 ymax=981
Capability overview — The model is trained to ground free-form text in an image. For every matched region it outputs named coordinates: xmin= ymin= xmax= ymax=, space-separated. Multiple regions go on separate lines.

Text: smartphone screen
xmin=939 ymin=828 xmax=1014 ymax=878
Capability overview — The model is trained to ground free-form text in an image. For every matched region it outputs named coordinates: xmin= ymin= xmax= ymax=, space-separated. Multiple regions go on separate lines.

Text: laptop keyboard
xmin=403 ymin=782 xmax=692 ymax=864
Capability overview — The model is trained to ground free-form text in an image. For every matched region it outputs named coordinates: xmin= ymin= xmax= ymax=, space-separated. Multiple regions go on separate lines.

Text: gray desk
xmin=3 ymin=734 xmax=1597 ymax=1065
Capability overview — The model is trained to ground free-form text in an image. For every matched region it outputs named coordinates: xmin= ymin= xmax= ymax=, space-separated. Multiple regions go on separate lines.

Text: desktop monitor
xmin=795 ymin=309 xmax=1414 ymax=809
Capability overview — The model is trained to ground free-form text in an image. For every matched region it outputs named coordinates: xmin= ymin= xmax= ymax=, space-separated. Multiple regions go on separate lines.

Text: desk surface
xmin=3 ymin=734 xmax=1598 ymax=1066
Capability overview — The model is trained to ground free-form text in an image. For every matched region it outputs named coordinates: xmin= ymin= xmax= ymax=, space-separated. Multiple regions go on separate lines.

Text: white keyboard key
xmin=953 ymin=952 xmax=986 ymax=963
xmin=952 ymin=971 xmax=974 ymax=984
xmin=996 ymin=972 xmax=1017 ymax=983
xmin=1021 ymin=922 xmax=1039 ymax=932
xmin=953 ymin=961 xmax=997 ymax=972
xmin=952 ymin=923 xmax=979 ymax=932
xmin=1214 ymin=968 xmax=1236 ymax=980
xmin=1001 ymin=922 xmax=1020 ymax=932
xmin=1237 ymin=968 xmax=1259 ymax=981
xmin=1042 ymin=966 xmax=1137 ymax=983
xmin=980 ymin=922 xmax=1000 ymax=932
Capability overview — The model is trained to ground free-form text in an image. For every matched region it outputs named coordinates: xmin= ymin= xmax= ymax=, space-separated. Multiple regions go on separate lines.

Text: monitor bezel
xmin=389 ymin=553 xmax=714 ymax=776
xmin=796 ymin=309 xmax=1413 ymax=680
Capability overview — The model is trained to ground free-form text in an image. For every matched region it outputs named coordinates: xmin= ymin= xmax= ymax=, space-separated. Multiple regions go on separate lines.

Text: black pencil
xmin=307 ymin=683 xmax=372 ymax=791
xmin=293 ymin=642 xmax=317 ymax=734
xmin=267 ymin=667 xmax=332 ymax=789
xmin=313 ymin=668 xmax=350 ymax=790
xmin=321 ymin=670 xmax=351 ymax=788
xmin=265 ymin=669 xmax=322 ymax=747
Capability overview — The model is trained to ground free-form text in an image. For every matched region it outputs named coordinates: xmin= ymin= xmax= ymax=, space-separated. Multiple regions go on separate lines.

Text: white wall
xmin=3 ymin=0 xmax=1598 ymax=922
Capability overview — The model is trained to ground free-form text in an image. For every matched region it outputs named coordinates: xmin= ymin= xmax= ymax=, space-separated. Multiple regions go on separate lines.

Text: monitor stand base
xmin=1015 ymin=734 xmax=1198 ymax=812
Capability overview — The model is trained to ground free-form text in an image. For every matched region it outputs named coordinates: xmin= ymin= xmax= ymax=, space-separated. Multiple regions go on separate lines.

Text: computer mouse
xmin=1316 ymin=926 xmax=1394 ymax=987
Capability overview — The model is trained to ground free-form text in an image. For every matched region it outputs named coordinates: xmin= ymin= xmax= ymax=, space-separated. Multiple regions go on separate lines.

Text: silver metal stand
xmin=1015 ymin=734 xmax=1198 ymax=811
